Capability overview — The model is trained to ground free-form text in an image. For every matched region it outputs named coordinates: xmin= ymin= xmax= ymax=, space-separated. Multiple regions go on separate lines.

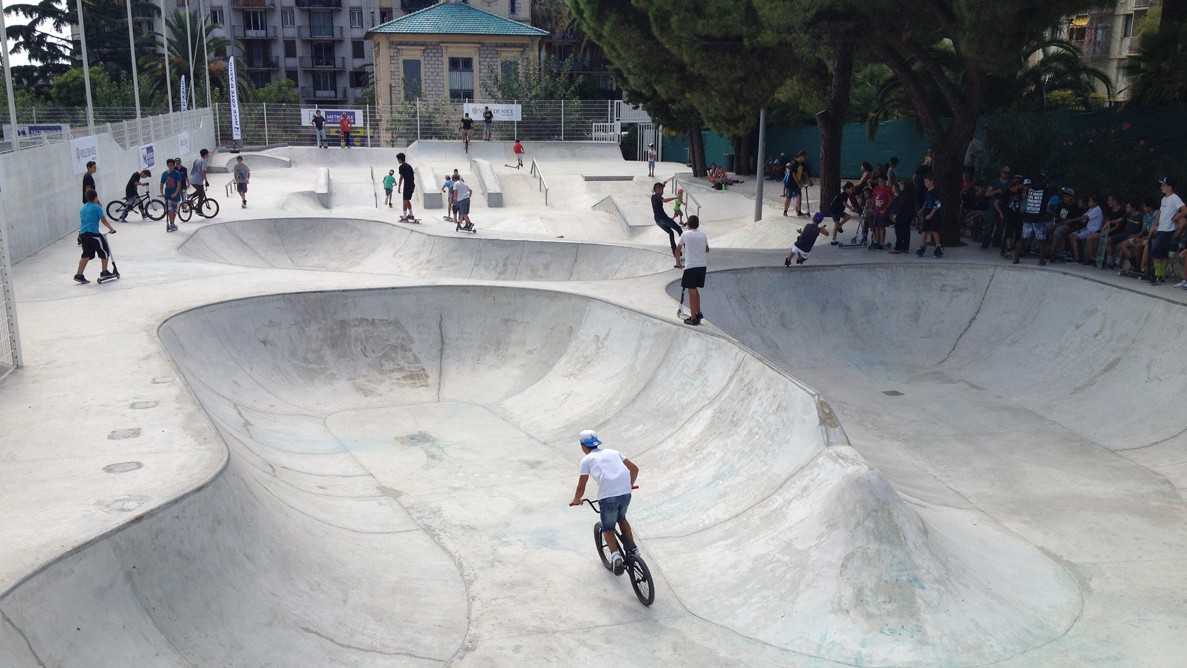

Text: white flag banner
xmin=139 ymin=143 xmax=156 ymax=169
xmin=178 ymin=131 xmax=191 ymax=156
xmin=70 ymin=135 xmax=98 ymax=175
xmin=227 ymin=57 xmax=242 ymax=141
xmin=179 ymin=75 xmax=188 ymax=112
xmin=463 ymin=102 xmax=521 ymax=122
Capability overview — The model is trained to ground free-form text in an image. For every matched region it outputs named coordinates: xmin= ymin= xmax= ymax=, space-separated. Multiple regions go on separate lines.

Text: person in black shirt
xmin=827 ymin=182 xmax=853 ymax=244
xmin=785 ymin=212 xmax=830 ymax=265
xmin=396 ymin=152 xmax=416 ymax=222
xmin=82 ymin=160 xmax=97 ymax=203
xmin=460 ymin=114 xmax=474 ymax=149
xmin=891 ymin=181 xmax=917 ymax=253
xmin=118 ymin=169 xmax=150 ymax=221
xmin=1016 ymin=177 xmax=1052 ymax=265
xmin=312 ymin=110 xmax=327 ymax=148
xmin=651 ymin=182 xmax=682 ymax=267
xmin=482 ymin=106 xmax=494 ymax=140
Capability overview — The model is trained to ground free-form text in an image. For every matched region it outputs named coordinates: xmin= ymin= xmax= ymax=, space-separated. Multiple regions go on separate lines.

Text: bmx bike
xmin=581 ymin=497 xmax=655 ymax=607
xmin=177 ymin=188 xmax=220 ymax=222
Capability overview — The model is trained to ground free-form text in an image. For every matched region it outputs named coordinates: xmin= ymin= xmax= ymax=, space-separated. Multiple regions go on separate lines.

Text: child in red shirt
xmin=869 ymin=174 xmax=894 ymax=249
xmin=512 ymin=139 xmax=524 ymax=169
xmin=338 ymin=114 xmax=353 ymax=149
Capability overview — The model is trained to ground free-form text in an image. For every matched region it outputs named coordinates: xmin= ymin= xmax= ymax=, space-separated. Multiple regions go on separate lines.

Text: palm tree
xmin=1124 ymin=18 xmax=1187 ymax=106
xmin=139 ymin=9 xmax=241 ymax=108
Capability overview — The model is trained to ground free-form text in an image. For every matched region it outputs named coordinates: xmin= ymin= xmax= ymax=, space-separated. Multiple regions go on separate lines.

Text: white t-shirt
xmin=1158 ymin=193 xmax=1184 ymax=232
xmin=1084 ymin=206 xmax=1103 ymax=233
xmin=578 ymin=448 xmax=632 ymax=500
xmin=679 ymin=229 xmax=708 ymax=269
xmin=453 ymin=181 xmax=472 ymax=201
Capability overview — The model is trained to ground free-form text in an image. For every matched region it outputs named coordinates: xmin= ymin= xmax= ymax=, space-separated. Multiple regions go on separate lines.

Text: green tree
xmin=248 ymin=78 xmax=299 ymax=104
xmin=481 ymin=55 xmax=585 ymax=100
xmin=6 ymin=0 xmax=158 ymax=83
xmin=1126 ymin=5 xmax=1187 ymax=107
xmin=138 ymin=10 xmax=235 ymax=108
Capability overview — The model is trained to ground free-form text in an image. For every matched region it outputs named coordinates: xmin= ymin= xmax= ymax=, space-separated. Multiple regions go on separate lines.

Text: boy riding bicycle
xmin=568 ymin=430 xmax=639 ymax=575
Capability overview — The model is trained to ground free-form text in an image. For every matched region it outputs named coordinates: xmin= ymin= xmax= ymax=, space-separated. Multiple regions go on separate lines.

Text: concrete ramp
xmin=410 ymin=140 xmax=623 ymax=167
xmin=0 ymin=282 xmax=1079 ymax=666
xmin=179 ymin=218 xmax=674 ymax=280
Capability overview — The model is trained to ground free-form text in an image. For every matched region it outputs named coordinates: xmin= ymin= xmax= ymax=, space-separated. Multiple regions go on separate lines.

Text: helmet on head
xmin=578 ymin=430 xmax=602 ymax=449
xmin=812 ymin=211 xmax=826 ymax=225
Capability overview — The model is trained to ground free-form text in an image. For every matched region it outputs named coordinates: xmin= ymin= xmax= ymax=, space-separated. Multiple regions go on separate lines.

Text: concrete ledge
xmin=469 ymin=158 xmax=503 ymax=208
xmin=583 ymin=175 xmax=634 ymax=182
xmin=314 ymin=167 xmax=331 ymax=208
xmin=592 ymin=195 xmax=643 ymax=232
xmin=417 ymin=164 xmax=442 ymax=209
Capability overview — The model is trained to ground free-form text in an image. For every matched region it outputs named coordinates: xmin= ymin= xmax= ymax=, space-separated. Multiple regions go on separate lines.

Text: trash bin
xmin=725 ymin=153 xmax=736 ymax=172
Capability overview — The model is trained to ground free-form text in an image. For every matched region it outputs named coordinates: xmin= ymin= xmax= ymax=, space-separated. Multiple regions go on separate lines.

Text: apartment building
xmin=1061 ymin=0 xmax=1159 ymax=100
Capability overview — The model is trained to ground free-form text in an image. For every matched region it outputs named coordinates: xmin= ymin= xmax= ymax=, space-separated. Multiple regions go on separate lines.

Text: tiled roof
xmin=368 ymin=2 xmax=549 ymax=37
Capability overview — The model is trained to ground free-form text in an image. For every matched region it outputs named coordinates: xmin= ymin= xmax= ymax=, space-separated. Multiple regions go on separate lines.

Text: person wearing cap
xmin=569 ymin=430 xmax=639 ymax=576
xmin=1152 ymin=176 xmax=1186 ymax=285
xmin=645 ymin=143 xmax=657 ymax=177
xmin=1015 ymin=175 xmax=1054 ymax=265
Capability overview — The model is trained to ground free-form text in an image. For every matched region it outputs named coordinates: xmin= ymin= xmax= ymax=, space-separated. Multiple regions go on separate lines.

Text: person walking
xmin=383 ymin=169 xmax=395 ymax=207
xmin=482 ymin=106 xmax=494 ymax=140
xmin=159 ymin=158 xmax=181 ymax=232
xmin=396 ymin=152 xmax=416 ymax=222
xmin=677 ymin=215 xmax=709 ymax=326
xmin=645 ymin=143 xmax=657 ymax=178
xmin=312 ymin=110 xmax=327 ymax=148
xmin=233 ymin=156 xmax=251 ymax=209
xmin=74 ymin=190 xmax=117 ymax=284
xmin=339 ymin=113 xmax=353 ymax=149
xmin=82 ymin=160 xmax=97 ymax=203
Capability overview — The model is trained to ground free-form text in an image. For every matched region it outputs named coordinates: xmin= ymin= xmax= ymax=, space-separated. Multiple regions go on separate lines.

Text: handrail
xmin=529 ymin=158 xmax=549 ymax=206
xmin=370 ymin=165 xmax=378 ymax=208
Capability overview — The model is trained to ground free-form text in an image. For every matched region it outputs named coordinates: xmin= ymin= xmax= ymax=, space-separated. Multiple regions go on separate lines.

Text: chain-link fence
xmin=213 ymin=100 xmax=637 ymax=148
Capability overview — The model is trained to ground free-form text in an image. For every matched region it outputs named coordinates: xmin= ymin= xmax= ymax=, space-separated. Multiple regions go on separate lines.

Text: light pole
xmin=74 ymin=0 xmax=96 ymax=133
xmin=125 ymin=0 xmax=141 ymax=118
xmin=184 ymin=0 xmax=195 ymax=110
xmin=754 ymin=107 xmax=766 ymax=222
xmin=200 ymin=0 xmax=212 ymax=107
xmin=0 ymin=4 xmax=21 ymax=147
xmin=161 ymin=0 xmax=173 ymax=113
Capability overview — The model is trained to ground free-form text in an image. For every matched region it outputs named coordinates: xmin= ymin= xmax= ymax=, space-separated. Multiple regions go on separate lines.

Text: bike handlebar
xmin=576 ymin=485 xmax=639 ymax=511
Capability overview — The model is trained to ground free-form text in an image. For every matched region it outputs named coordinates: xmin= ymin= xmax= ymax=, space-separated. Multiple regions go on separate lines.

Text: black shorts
xmin=402 ymin=184 xmax=415 ymax=201
xmin=921 ymin=214 xmax=941 ymax=233
xmin=1151 ymin=230 xmax=1175 ymax=259
xmin=681 ymin=266 xmax=706 ymax=289
xmin=78 ymin=233 xmax=109 ymax=260
xmin=830 ymin=207 xmax=845 ymax=222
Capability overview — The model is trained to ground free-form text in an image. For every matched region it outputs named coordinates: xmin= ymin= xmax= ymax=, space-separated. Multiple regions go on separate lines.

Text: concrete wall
xmin=0 ymin=110 xmax=216 ymax=263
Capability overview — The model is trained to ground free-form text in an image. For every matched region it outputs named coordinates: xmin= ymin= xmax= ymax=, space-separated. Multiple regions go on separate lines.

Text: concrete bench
xmin=314 ymin=167 xmax=331 ymax=208
xmin=417 ymin=164 xmax=443 ymax=209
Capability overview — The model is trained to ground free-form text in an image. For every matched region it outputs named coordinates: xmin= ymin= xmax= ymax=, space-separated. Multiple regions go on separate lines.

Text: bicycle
xmin=581 ymin=497 xmax=655 ymax=607
xmin=107 ymin=192 xmax=166 ymax=222
xmin=177 ymin=187 xmax=220 ymax=223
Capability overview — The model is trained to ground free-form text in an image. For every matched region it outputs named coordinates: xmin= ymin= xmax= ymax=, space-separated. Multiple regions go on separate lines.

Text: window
xmin=448 ymin=56 xmax=473 ymax=101
xmin=509 ymin=0 xmax=517 ymax=15
xmin=281 ymin=7 xmax=295 ymax=26
xmin=310 ymin=10 xmax=334 ymax=37
xmin=500 ymin=59 xmax=518 ymax=81
xmin=349 ymin=8 xmax=364 ymax=29
xmin=350 ymin=70 xmax=369 ymax=88
xmin=1122 ymin=13 xmax=1134 ymax=37
xmin=312 ymin=71 xmax=336 ymax=94
xmin=379 ymin=8 xmax=391 ymax=23
xmin=287 ymin=70 xmax=299 ymax=85
xmin=209 ymin=7 xmax=224 ymax=26
xmin=352 ymin=41 xmax=365 ymax=59
xmin=284 ymin=40 xmax=296 ymax=58
xmin=244 ymin=10 xmax=266 ymax=31
xmin=402 ymin=59 xmax=421 ymax=100
xmin=312 ymin=42 xmax=334 ymax=65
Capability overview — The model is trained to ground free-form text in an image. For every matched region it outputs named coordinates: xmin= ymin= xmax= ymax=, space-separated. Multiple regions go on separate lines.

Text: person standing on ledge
xmin=339 ymin=113 xmax=353 ymax=149
xmin=677 ymin=215 xmax=708 ymax=326
xmin=233 ymin=156 xmax=251 ymax=209
xmin=645 ymin=142 xmax=657 ymax=178
xmin=482 ymin=106 xmax=494 ymax=141
xmin=396 ymin=152 xmax=416 ymax=222
xmin=312 ymin=109 xmax=327 ymax=149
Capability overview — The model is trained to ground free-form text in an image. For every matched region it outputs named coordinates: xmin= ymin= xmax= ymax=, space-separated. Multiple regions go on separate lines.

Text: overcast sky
xmin=3 ymin=0 xmax=70 ymax=68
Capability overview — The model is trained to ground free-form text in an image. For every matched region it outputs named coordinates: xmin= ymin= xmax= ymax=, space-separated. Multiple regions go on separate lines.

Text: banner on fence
xmin=4 ymin=123 xmax=70 ymax=139
xmin=463 ymin=103 xmax=521 ymax=122
xmin=227 ymin=58 xmax=242 ymax=141
xmin=177 ymin=131 xmax=191 ymax=155
xmin=300 ymin=108 xmax=363 ymax=126
xmin=180 ymin=75 xmax=188 ymax=113
xmin=140 ymin=143 xmax=156 ymax=169
xmin=70 ymin=135 xmax=98 ymax=175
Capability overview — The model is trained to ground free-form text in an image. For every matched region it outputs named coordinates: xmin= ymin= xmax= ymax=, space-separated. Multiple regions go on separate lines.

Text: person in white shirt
xmin=451 ymin=174 xmax=474 ymax=231
xmin=1153 ymin=176 xmax=1185 ymax=285
xmin=676 ymin=215 xmax=709 ymax=326
xmin=1070 ymin=194 xmax=1104 ymax=263
xmin=569 ymin=430 xmax=639 ymax=575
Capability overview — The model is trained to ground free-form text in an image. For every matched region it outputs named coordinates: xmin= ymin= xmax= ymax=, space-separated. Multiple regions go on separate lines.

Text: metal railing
xmin=529 ymin=158 xmax=549 ymax=206
xmin=297 ymin=87 xmax=348 ymax=101
xmin=242 ymin=57 xmax=281 ymax=70
xmin=0 ymin=205 xmax=21 ymax=378
xmin=230 ymin=0 xmax=276 ymax=8
xmin=232 ymin=24 xmax=278 ymax=39
xmin=299 ymin=56 xmax=345 ymax=69
xmin=0 ymin=107 xmax=210 ymax=154
xmin=298 ymin=25 xmax=344 ymax=39
xmin=296 ymin=0 xmax=342 ymax=8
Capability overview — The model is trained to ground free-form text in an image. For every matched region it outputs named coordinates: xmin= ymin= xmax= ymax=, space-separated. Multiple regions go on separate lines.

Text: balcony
xmin=298 ymin=25 xmax=344 ymax=39
xmin=230 ymin=0 xmax=275 ymax=8
xmin=299 ymin=56 xmax=345 ymax=69
xmin=300 ymin=86 xmax=346 ymax=100
xmin=281 ymin=25 xmax=298 ymax=38
xmin=231 ymin=24 xmax=278 ymax=39
xmin=295 ymin=0 xmax=342 ymax=8
xmin=242 ymin=57 xmax=279 ymax=70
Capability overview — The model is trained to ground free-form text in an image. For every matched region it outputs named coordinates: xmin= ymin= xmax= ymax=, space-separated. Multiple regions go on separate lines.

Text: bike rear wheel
xmin=177 ymin=200 xmax=193 ymax=223
xmin=593 ymin=522 xmax=613 ymax=571
xmin=144 ymin=198 xmax=166 ymax=221
xmin=198 ymin=196 xmax=220 ymax=218
xmin=106 ymin=200 xmax=128 ymax=221
xmin=627 ymin=555 xmax=655 ymax=607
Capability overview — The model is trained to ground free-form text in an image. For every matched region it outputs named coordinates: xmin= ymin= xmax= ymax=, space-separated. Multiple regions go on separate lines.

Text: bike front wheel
xmin=177 ymin=200 xmax=193 ymax=223
xmin=198 ymin=196 xmax=220 ymax=218
xmin=627 ymin=555 xmax=655 ymax=607
xmin=144 ymin=198 xmax=166 ymax=221
xmin=106 ymin=200 xmax=128 ymax=221
xmin=593 ymin=522 xmax=613 ymax=571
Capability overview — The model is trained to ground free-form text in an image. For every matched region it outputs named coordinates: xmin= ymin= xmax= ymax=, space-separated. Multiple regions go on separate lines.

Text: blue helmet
xmin=578 ymin=430 xmax=602 ymax=449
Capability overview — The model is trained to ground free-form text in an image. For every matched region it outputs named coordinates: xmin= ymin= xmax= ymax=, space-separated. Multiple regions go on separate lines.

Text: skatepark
xmin=1 ymin=139 xmax=1186 ymax=667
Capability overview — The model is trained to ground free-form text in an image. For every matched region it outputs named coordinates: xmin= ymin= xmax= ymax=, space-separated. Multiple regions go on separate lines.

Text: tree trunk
xmin=817 ymin=42 xmax=855 ymax=212
xmin=731 ymin=132 xmax=756 ymax=175
xmin=688 ymin=128 xmax=707 ymax=177
xmin=935 ymin=112 xmax=978 ymax=245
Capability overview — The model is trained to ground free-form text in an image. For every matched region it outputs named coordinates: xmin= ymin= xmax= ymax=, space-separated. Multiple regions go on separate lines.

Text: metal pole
xmin=262 ymin=102 xmax=268 ymax=144
xmin=513 ymin=99 xmax=517 ymax=139
xmin=74 ymin=0 xmax=96 ymax=133
xmin=416 ymin=97 xmax=421 ymax=140
xmin=365 ymin=104 xmax=371 ymax=147
xmin=560 ymin=99 xmax=564 ymax=141
xmin=125 ymin=0 xmax=141 ymax=118
xmin=0 ymin=6 xmax=21 ymax=149
xmin=199 ymin=0 xmax=212 ymax=107
xmin=184 ymin=0 xmax=195 ymax=110
xmin=0 ymin=205 xmax=22 ymax=369
xmin=214 ymin=101 xmax=220 ymax=146
xmin=161 ymin=0 xmax=172 ymax=113
xmin=753 ymin=106 xmax=766 ymax=222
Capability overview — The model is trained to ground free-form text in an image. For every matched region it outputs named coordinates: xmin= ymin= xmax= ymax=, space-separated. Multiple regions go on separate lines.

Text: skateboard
xmin=455 ymin=221 xmax=477 ymax=234
xmin=400 ymin=216 xmax=422 ymax=225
